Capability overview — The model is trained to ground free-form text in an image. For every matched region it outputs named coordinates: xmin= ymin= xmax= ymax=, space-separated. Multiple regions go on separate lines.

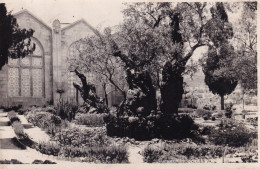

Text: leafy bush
xmin=195 ymin=109 xmax=212 ymax=118
xmin=2 ymin=105 xmax=22 ymax=112
xmin=63 ymin=145 xmax=128 ymax=163
xmin=200 ymin=126 xmax=215 ymax=135
xmin=12 ymin=121 xmax=25 ymax=138
xmin=105 ymin=112 xmax=199 ymax=140
xmin=26 ymin=111 xmax=64 ymax=136
xmin=141 ymin=143 xmax=236 ymax=163
xmin=56 ymin=100 xmax=78 ymax=121
xmin=142 ymin=146 xmax=163 ymax=163
xmin=52 ymin=126 xmax=109 ymax=147
xmin=26 ymin=111 xmax=62 ymax=128
xmin=37 ymin=142 xmax=60 ymax=156
xmin=225 ymin=102 xmax=233 ymax=118
xmin=7 ymin=112 xmax=20 ymax=124
xmin=74 ymin=113 xmax=105 ymax=126
xmin=37 ymin=142 xmax=128 ymax=163
xmin=209 ymin=124 xmax=253 ymax=147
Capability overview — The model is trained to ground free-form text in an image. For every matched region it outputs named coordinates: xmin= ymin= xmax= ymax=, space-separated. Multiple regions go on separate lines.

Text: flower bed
xmin=52 ymin=126 xmax=109 ymax=147
xmin=37 ymin=142 xmax=128 ymax=163
xmin=141 ymin=143 xmax=236 ymax=163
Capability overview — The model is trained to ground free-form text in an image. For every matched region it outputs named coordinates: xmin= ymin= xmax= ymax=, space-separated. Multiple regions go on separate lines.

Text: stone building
xmin=0 ymin=10 xmax=122 ymax=107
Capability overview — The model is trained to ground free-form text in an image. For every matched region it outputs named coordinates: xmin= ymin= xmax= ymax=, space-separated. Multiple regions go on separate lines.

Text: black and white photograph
xmin=0 ymin=0 xmax=258 ymax=168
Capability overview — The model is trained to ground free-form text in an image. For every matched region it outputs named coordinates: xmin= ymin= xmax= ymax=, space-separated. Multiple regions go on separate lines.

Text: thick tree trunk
xmin=102 ymin=83 xmax=108 ymax=106
xmin=220 ymin=95 xmax=225 ymax=110
xmin=160 ymin=62 xmax=184 ymax=115
xmin=126 ymin=69 xmax=157 ymax=116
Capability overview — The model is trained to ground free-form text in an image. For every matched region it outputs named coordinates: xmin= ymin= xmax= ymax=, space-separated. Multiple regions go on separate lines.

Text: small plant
xmin=12 ymin=121 xmax=25 ymax=138
xmin=209 ymin=124 xmax=253 ymax=147
xmin=56 ymin=100 xmax=78 ymax=121
xmin=7 ymin=111 xmax=20 ymax=124
xmin=225 ymin=102 xmax=233 ymax=118
xmin=37 ymin=142 xmax=60 ymax=156
xmin=0 ymin=159 xmax=23 ymax=164
xmin=142 ymin=146 xmax=163 ymax=163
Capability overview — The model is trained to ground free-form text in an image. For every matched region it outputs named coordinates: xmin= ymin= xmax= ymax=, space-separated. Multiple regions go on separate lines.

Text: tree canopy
xmin=0 ymin=3 xmax=35 ymax=70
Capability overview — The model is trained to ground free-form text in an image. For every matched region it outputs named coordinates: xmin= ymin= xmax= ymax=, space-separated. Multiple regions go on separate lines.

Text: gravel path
xmin=128 ymin=146 xmax=144 ymax=163
xmin=0 ymin=110 xmax=61 ymax=164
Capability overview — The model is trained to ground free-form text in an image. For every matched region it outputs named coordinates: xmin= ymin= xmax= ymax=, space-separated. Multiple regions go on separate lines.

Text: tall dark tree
xmin=0 ymin=3 xmax=34 ymax=70
xmin=203 ymin=45 xmax=238 ymax=110
xmin=160 ymin=13 xmax=185 ymax=115
xmin=203 ymin=3 xmax=238 ymax=110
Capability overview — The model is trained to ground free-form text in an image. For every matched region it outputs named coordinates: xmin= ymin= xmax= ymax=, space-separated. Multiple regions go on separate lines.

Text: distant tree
xmin=232 ymin=2 xmax=257 ymax=94
xmin=205 ymin=2 xmax=257 ymax=109
xmin=202 ymin=2 xmax=238 ymax=110
xmin=0 ymin=3 xmax=35 ymax=70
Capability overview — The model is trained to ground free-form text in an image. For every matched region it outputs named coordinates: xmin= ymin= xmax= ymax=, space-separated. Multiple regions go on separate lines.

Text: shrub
xmin=37 ymin=142 xmax=60 ymax=156
xmin=225 ymin=102 xmax=233 ymax=118
xmin=195 ymin=109 xmax=212 ymax=118
xmin=156 ymin=115 xmax=199 ymax=140
xmin=200 ymin=126 xmax=214 ymax=135
xmin=37 ymin=142 xmax=128 ymax=163
xmin=3 ymin=105 xmax=22 ymax=112
xmin=64 ymin=145 xmax=128 ymax=163
xmin=142 ymin=146 xmax=163 ymax=163
xmin=0 ymin=159 xmax=23 ymax=164
xmin=209 ymin=124 xmax=253 ymax=147
xmin=52 ymin=126 xmax=109 ymax=148
xmin=12 ymin=121 xmax=25 ymax=138
xmin=74 ymin=113 xmax=105 ymax=126
xmin=141 ymin=143 xmax=236 ymax=163
xmin=26 ymin=111 xmax=62 ymax=128
xmin=56 ymin=100 xmax=78 ymax=121
xmin=211 ymin=117 xmax=216 ymax=121
xmin=7 ymin=111 xmax=20 ymax=124
xmin=105 ymin=112 xmax=199 ymax=140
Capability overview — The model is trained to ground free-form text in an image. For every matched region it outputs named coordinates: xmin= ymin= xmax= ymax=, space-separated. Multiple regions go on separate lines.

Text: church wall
xmin=52 ymin=21 xmax=97 ymax=104
xmin=0 ymin=11 xmax=53 ymax=107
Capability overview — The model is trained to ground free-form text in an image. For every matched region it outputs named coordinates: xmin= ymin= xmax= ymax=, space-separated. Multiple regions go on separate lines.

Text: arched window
xmin=8 ymin=38 xmax=44 ymax=97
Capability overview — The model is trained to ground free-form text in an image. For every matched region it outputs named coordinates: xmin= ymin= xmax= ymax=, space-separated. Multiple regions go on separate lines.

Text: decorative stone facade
xmin=0 ymin=10 xmax=122 ymax=107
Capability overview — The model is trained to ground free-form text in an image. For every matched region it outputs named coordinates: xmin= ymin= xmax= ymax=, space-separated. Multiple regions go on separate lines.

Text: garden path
xmin=17 ymin=114 xmax=51 ymax=143
xmin=128 ymin=146 xmax=144 ymax=163
xmin=0 ymin=110 xmax=72 ymax=164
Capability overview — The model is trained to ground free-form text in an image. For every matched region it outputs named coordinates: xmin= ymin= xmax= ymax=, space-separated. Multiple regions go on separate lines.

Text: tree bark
xmin=220 ymin=95 xmax=225 ymax=110
xmin=103 ymin=83 xmax=108 ymax=106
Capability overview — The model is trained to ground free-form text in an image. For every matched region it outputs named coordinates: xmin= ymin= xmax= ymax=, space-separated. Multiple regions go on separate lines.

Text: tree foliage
xmin=0 ymin=4 xmax=35 ymax=70
xmin=67 ymin=32 xmax=127 ymax=107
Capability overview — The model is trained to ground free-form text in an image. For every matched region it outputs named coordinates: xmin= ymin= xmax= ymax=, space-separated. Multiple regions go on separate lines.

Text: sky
xmin=3 ymin=0 xmax=125 ymax=29
xmin=2 ymin=0 xmax=244 ymax=63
